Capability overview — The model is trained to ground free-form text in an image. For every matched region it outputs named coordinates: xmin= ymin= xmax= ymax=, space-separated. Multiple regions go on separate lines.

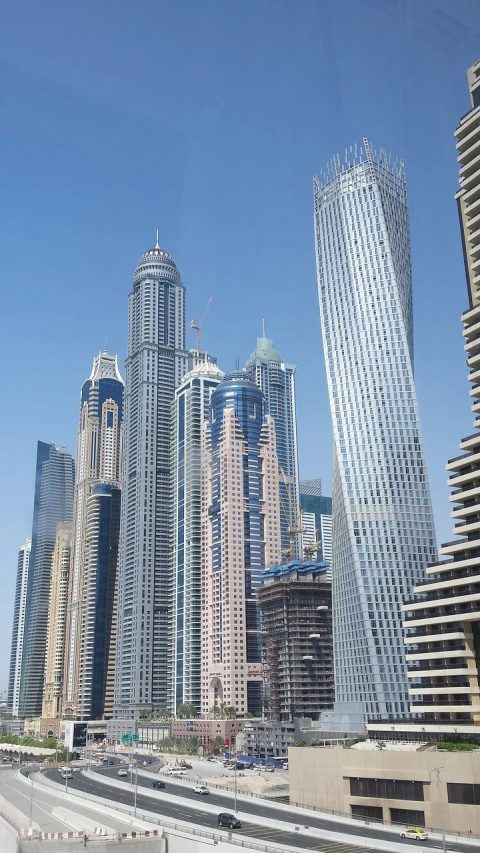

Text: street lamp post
xmin=29 ymin=772 xmax=33 ymax=828
xmin=134 ymin=764 xmax=138 ymax=819
xmin=234 ymin=748 xmax=238 ymax=815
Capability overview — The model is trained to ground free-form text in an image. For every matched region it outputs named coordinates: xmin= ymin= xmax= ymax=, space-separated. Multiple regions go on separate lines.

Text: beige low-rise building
xmin=172 ymin=718 xmax=244 ymax=749
xmin=289 ymin=744 xmax=480 ymax=834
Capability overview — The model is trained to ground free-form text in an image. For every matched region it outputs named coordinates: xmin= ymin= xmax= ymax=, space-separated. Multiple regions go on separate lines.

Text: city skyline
xmin=0 ymin=2 xmax=478 ymax=690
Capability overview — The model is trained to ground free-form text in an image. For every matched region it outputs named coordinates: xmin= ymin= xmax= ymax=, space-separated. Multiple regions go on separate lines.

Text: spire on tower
xmin=155 ymin=228 xmax=160 ymax=249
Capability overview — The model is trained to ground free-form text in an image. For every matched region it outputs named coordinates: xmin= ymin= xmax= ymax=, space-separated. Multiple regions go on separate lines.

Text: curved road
xmin=41 ymin=765 xmax=455 ymax=853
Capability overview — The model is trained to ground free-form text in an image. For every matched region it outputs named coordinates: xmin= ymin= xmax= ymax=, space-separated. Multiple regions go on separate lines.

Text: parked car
xmin=117 ymin=768 xmax=128 ymax=777
xmin=282 ymin=762 xmax=289 ymax=770
xmin=207 ymin=757 xmax=216 ymax=762
xmin=235 ymin=762 xmax=245 ymax=770
xmin=247 ymin=763 xmax=255 ymax=770
xmin=152 ymin=780 xmax=166 ymax=789
xmin=167 ymin=768 xmax=187 ymax=776
xmin=400 ymin=828 xmax=428 ymax=840
xmin=193 ymin=785 xmax=209 ymax=795
xmin=218 ymin=813 xmax=242 ymax=829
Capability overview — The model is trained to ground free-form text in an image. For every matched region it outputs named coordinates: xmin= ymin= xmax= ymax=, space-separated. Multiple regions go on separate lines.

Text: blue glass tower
xmin=201 ymin=370 xmax=282 ymax=717
xmin=19 ymin=442 xmax=75 ymax=718
xmin=64 ymin=351 xmax=124 ymax=720
xmin=83 ymin=483 xmax=122 ymax=720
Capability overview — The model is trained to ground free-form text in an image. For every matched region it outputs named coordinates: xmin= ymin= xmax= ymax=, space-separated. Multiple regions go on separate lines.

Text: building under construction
xmin=258 ymin=561 xmax=334 ymax=721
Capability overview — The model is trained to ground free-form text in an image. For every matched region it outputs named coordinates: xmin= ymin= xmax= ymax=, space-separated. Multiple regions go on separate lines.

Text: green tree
xmin=207 ymin=736 xmax=225 ymax=755
xmin=176 ymin=703 xmax=197 ymax=719
xmin=224 ymin=706 xmax=236 ymax=719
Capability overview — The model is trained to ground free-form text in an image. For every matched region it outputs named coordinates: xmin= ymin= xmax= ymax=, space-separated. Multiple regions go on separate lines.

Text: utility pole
xmin=433 ymin=767 xmax=447 ymax=853
xmin=234 ymin=750 xmax=238 ymax=815
xmin=29 ymin=772 xmax=33 ymax=828
xmin=134 ymin=763 xmax=138 ymax=819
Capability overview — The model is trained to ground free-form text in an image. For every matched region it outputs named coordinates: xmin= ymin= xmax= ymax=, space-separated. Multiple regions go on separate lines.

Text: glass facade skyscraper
xmin=8 ymin=537 xmax=31 ymax=716
xmin=171 ymin=359 xmax=224 ymax=714
xmin=299 ymin=489 xmax=332 ymax=565
xmin=201 ymin=370 xmax=282 ymax=717
xmin=64 ymin=351 xmax=123 ymax=720
xmin=19 ymin=441 xmax=75 ymax=718
xmin=246 ymin=337 xmax=299 ymax=558
xmin=314 ymin=140 xmax=437 ymax=719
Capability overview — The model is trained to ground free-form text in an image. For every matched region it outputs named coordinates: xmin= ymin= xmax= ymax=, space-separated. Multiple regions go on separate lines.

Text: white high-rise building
xmin=8 ymin=537 xmax=31 ymax=716
xmin=115 ymin=236 xmax=198 ymax=717
xmin=246 ymin=336 xmax=299 ymax=557
xmin=171 ymin=359 xmax=224 ymax=714
xmin=314 ymin=140 xmax=437 ymax=719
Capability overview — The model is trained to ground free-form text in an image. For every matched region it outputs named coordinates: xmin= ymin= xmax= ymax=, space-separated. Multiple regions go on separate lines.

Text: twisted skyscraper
xmin=314 ymin=141 xmax=437 ymax=719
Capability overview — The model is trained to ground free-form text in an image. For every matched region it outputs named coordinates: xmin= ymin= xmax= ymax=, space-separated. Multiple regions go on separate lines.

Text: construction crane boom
xmin=279 ymin=466 xmax=303 ymax=562
xmin=190 ymin=296 xmax=213 ymax=351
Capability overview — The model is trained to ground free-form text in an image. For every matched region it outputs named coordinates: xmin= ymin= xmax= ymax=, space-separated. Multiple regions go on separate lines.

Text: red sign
xmin=225 ymin=738 xmax=230 ymax=746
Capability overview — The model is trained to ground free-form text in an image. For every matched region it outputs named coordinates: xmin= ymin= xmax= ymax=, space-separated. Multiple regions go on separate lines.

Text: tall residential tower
xmin=201 ymin=370 xmax=282 ymax=717
xmin=246 ymin=336 xmax=299 ymax=558
xmin=42 ymin=523 xmax=73 ymax=721
xmin=64 ymin=351 xmax=123 ymax=720
xmin=171 ymin=359 xmax=224 ymax=714
xmin=314 ymin=141 xmax=437 ymax=719
xmin=19 ymin=442 xmax=75 ymax=718
xmin=115 ymin=236 xmax=192 ymax=717
xmin=8 ymin=538 xmax=31 ymax=716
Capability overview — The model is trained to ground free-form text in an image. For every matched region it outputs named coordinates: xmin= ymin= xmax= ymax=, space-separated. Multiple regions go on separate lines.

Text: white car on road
xmin=400 ymin=828 xmax=428 ymax=840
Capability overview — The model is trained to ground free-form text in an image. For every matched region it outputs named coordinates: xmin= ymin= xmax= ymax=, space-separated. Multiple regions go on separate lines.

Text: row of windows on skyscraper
xmin=8 ymin=241 xmax=331 ymax=722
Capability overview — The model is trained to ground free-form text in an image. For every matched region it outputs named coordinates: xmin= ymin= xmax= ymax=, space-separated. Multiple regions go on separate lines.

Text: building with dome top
xmin=171 ymin=358 xmax=224 ymax=714
xmin=115 ymin=235 xmax=213 ymax=718
xmin=201 ymin=369 xmax=282 ymax=717
xmin=246 ymin=335 xmax=299 ymax=558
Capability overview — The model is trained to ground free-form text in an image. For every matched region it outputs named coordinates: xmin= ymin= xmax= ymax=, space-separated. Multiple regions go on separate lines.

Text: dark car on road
xmin=152 ymin=780 xmax=166 ymax=789
xmin=218 ymin=813 xmax=242 ymax=829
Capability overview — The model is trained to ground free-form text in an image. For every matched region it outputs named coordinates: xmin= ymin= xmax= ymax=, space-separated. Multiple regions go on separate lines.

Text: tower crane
xmin=190 ymin=296 xmax=213 ymax=352
xmin=303 ymin=530 xmax=323 ymax=561
xmin=278 ymin=467 xmax=304 ymax=562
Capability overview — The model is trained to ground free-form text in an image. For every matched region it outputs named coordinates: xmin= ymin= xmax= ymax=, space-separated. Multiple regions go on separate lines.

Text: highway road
xmin=0 ymin=767 xmax=144 ymax=836
xmin=41 ymin=764 xmax=462 ymax=853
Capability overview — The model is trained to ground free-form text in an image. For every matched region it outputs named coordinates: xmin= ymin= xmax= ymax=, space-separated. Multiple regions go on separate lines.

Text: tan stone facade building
xmin=201 ymin=371 xmax=282 ymax=718
xmin=42 ymin=523 xmax=73 ymax=720
xmin=289 ymin=744 xmax=480 ymax=835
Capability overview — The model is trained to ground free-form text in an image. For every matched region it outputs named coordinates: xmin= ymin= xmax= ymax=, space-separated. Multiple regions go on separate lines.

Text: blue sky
xmin=0 ymin=0 xmax=478 ymax=687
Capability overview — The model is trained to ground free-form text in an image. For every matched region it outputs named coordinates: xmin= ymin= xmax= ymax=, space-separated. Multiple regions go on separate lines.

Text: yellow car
xmin=400 ymin=828 xmax=428 ymax=840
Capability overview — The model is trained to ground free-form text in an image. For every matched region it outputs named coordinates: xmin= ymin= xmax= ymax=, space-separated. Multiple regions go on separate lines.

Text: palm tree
xmin=176 ymin=702 xmax=197 ymax=719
